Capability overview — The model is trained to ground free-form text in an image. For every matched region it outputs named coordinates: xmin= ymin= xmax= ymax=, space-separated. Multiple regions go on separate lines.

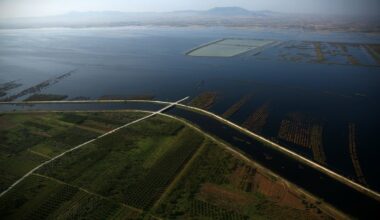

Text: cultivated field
xmin=0 ymin=112 xmax=147 ymax=193
xmin=0 ymin=111 xmax=337 ymax=219
xmin=153 ymin=141 xmax=333 ymax=219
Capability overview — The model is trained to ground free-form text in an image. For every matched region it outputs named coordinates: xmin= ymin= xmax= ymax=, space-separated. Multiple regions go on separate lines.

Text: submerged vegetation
xmin=24 ymin=94 xmax=68 ymax=101
xmin=0 ymin=70 xmax=75 ymax=102
xmin=364 ymin=44 xmax=380 ymax=64
xmin=278 ymin=113 xmax=326 ymax=165
xmin=222 ymin=94 xmax=253 ymax=119
xmin=242 ymin=102 xmax=270 ymax=134
xmin=189 ymin=91 xmax=218 ymax=110
xmin=278 ymin=115 xmax=312 ymax=148
xmin=254 ymin=40 xmax=380 ymax=67
xmin=348 ymin=123 xmax=367 ymax=186
xmin=98 ymin=94 xmax=155 ymax=100
xmin=0 ymin=81 xmax=22 ymax=98
xmin=188 ymin=38 xmax=380 ymax=66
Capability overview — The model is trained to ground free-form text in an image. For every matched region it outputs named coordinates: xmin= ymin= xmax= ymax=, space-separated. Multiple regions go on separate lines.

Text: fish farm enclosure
xmin=186 ymin=38 xmax=277 ymax=57
xmin=187 ymin=38 xmax=380 ymax=67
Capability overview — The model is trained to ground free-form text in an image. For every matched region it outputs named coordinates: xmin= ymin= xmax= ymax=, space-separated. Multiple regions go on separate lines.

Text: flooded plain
xmin=0 ymin=26 xmax=379 ymax=194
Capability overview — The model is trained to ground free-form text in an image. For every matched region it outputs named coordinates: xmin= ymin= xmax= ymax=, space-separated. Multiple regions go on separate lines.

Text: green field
xmin=0 ymin=112 xmax=334 ymax=219
xmin=0 ymin=112 xmax=147 ymax=193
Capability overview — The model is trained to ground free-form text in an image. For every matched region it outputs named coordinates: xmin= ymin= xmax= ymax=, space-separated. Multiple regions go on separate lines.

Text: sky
xmin=0 ymin=0 xmax=379 ymax=19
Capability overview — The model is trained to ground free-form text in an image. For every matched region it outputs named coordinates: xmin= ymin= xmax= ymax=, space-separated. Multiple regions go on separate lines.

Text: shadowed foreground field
xmin=0 ymin=112 xmax=336 ymax=219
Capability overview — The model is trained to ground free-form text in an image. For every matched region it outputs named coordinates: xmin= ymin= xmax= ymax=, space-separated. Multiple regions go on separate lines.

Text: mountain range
xmin=1 ymin=7 xmax=379 ymax=32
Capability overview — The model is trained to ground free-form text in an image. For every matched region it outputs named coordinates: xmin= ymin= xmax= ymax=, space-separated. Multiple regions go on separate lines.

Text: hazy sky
xmin=1 ymin=0 xmax=379 ymax=19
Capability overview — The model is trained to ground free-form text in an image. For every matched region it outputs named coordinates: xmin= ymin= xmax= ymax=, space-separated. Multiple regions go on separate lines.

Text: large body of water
xmin=0 ymin=27 xmax=379 ymax=195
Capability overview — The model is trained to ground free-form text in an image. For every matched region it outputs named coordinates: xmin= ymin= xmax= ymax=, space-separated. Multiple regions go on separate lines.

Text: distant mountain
xmin=168 ymin=7 xmax=273 ymax=17
xmin=3 ymin=7 xmax=273 ymax=22
xmin=204 ymin=7 xmax=253 ymax=16
xmin=0 ymin=7 xmax=378 ymax=33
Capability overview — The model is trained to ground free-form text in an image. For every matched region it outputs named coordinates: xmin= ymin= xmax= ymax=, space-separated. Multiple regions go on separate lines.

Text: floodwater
xmin=0 ymin=27 xmax=379 ymax=194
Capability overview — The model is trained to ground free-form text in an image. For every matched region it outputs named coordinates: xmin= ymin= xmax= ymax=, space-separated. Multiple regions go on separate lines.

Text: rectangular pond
xmin=187 ymin=38 xmax=276 ymax=57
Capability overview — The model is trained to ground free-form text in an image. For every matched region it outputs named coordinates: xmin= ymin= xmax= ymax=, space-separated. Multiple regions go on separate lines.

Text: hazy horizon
xmin=1 ymin=0 xmax=379 ymax=19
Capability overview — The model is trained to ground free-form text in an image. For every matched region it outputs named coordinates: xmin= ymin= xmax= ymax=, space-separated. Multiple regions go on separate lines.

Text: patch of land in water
xmin=0 ymin=81 xmax=22 ymax=98
xmin=365 ymin=44 xmax=380 ymax=64
xmin=0 ymin=70 xmax=75 ymax=102
xmin=98 ymin=94 xmax=155 ymax=100
xmin=24 ymin=94 xmax=68 ymax=101
xmin=277 ymin=112 xmax=327 ymax=165
xmin=348 ymin=123 xmax=367 ymax=186
xmin=189 ymin=91 xmax=218 ymax=110
xmin=69 ymin=96 xmax=91 ymax=101
xmin=242 ymin=101 xmax=270 ymax=134
xmin=222 ymin=94 xmax=253 ymax=119
xmin=274 ymin=41 xmax=380 ymax=67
